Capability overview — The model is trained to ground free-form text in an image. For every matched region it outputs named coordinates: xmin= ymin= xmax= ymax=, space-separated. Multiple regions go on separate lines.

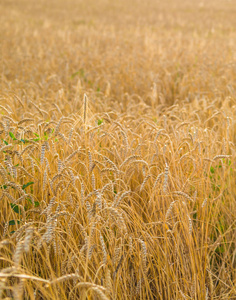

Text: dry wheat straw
xmin=153 ymin=172 xmax=163 ymax=190
xmin=24 ymin=227 xmax=34 ymax=252
xmin=14 ymin=241 xmax=25 ymax=267
xmin=68 ymin=127 xmax=74 ymax=144
xmin=165 ymin=200 xmax=177 ymax=219
xmin=10 ymin=222 xmax=35 ymax=240
xmin=140 ymin=240 xmax=147 ymax=273
xmin=95 ymin=190 xmax=102 ymax=209
xmin=42 ymin=196 xmax=56 ymax=216
xmin=91 ymin=287 xmax=109 ymax=300
xmin=55 ymin=117 xmax=63 ymax=136
xmin=120 ymin=155 xmax=141 ymax=168
xmin=2 ymin=222 xmax=9 ymax=238
xmin=213 ymin=155 xmax=231 ymax=160
xmin=65 ymin=150 xmax=79 ymax=163
xmin=154 ymin=129 xmax=165 ymax=143
xmin=0 ymin=165 xmax=8 ymax=182
xmin=12 ymin=165 xmax=17 ymax=178
xmin=180 ymin=290 xmax=187 ymax=299
xmin=202 ymin=198 xmax=208 ymax=208
xmin=91 ymin=172 xmax=96 ymax=190
xmin=113 ymin=245 xmax=121 ymax=265
xmin=88 ymin=244 xmax=96 ymax=260
xmin=18 ymin=118 xmax=34 ymax=125
xmin=107 ymin=207 xmax=127 ymax=232
xmin=75 ymin=282 xmax=106 ymax=291
xmin=101 ymin=167 xmax=119 ymax=175
xmin=20 ymin=144 xmax=35 ymax=156
xmin=136 ymin=278 xmax=144 ymax=295
xmin=6 ymin=182 xmax=25 ymax=195
xmin=40 ymin=143 xmax=46 ymax=165
xmin=112 ymin=191 xmax=130 ymax=208
xmin=101 ymin=182 xmax=113 ymax=194
xmin=43 ymin=169 xmax=47 ymax=191
xmin=205 ymin=287 xmax=209 ymax=300
xmin=80 ymin=236 xmax=88 ymax=254
xmin=50 ymin=274 xmax=83 ymax=284
xmin=193 ymin=190 xmax=197 ymax=202
xmin=173 ymin=191 xmax=194 ymax=202
xmin=163 ymin=163 xmax=169 ymax=193
xmin=113 ymin=254 xmax=124 ymax=280
xmin=100 ymin=234 xmax=107 ymax=265
xmin=0 ymin=144 xmax=13 ymax=152
xmin=4 ymin=192 xmax=16 ymax=203
xmin=130 ymin=159 xmax=149 ymax=167
xmin=83 ymin=94 xmax=88 ymax=125
xmin=4 ymin=160 xmax=13 ymax=177
xmin=188 ymin=215 xmax=193 ymax=235
xmin=140 ymin=175 xmax=151 ymax=192
xmin=14 ymin=279 xmax=24 ymax=300
xmin=0 ymin=279 xmax=5 ymax=299
xmin=58 ymin=132 xmax=68 ymax=143
xmin=129 ymin=236 xmax=133 ymax=254
xmin=105 ymin=269 xmax=112 ymax=297
xmin=104 ymin=156 xmax=119 ymax=172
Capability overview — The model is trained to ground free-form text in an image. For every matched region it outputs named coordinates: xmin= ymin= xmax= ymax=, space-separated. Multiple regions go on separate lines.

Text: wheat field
xmin=0 ymin=0 xmax=236 ymax=299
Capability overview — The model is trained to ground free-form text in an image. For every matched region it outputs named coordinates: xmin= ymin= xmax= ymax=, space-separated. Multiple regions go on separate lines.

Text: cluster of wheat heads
xmin=0 ymin=94 xmax=235 ymax=299
xmin=1 ymin=0 xmax=236 ymax=299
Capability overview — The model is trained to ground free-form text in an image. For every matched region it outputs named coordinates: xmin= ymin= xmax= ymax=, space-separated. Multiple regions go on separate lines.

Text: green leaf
xmin=21 ymin=139 xmax=29 ymax=143
xmin=33 ymin=138 xmax=40 ymax=142
xmin=22 ymin=182 xmax=34 ymax=190
xmin=9 ymin=220 xmax=20 ymax=225
xmin=71 ymin=71 xmax=80 ymax=79
xmin=44 ymin=135 xmax=48 ymax=141
xmin=10 ymin=203 xmax=20 ymax=214
xmin=97 ymin=118 xmax=103 ymax=125
xmin=210 ymin=167 xmax=215 ymax=174
xmin=9 ymin=132 xmax=17 ymax=140
xmin=216 ymin=245 xmax=225 ymax=254
xmin=26 ymin=198 xmax=39 ymax=207
xmin=0 ymin=184 xmax=7 ymax=189
xmin=71 ymin=68 xmax=85 ymax=79
xmin=33 ymin=133 xmax=40 ymax=137
xmin=1 ymin=139 xmax=8 ymax=145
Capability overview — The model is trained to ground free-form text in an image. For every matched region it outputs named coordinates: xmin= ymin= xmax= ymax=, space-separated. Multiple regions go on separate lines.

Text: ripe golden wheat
xmin=0 ymin=0 xmax=236 ymax=299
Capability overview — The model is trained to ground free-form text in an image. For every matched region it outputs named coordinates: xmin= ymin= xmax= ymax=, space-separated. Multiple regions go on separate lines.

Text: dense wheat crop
xmin=0 ymin=0 xmax=236 ymax=299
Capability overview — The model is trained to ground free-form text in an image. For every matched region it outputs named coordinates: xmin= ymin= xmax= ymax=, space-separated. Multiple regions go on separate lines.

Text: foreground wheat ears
xmin=0 ymin=0 xmax=236 ymax=298
xmin=0 ymin=94 xmax=235 ymax=299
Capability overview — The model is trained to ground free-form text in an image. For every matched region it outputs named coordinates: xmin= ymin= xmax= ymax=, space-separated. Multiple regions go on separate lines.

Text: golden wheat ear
xmin=72 ymin=93 xmax=89 ymax=133
xmin=83 ymin=93 xmax=88 ymax=126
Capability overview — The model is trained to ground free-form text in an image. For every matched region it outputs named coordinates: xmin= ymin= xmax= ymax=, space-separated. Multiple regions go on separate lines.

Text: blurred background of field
xmin=1 ymin=0 xmax=236 ymax=108
xmin=0 ymin=0 xmax=235 ymax=299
